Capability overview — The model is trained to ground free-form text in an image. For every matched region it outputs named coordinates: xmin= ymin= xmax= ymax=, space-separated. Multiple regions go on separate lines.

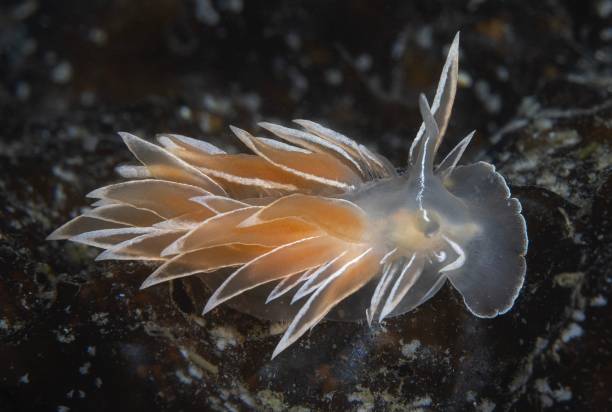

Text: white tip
xmin=236 ymin=213 xmax=261 ymax=228
xmin=160 ymin=241 xmax=181 ymax=257
xmin=202 ymin=297 xmax=219 ymax=315
xmin=271 ymin=340 xmax=289 ymax=359
xmin=139 ymin=275 xmax=160 ymax=290
xmin=378 ymin=303 xmax=392 ymax=323
xmin=155 ymin=134 xmax=178 ymax=149
xmin=118 ymin=131 xmax=139 ymax=144
xmin=46 ymin=228 xmax=66 ymax=241
xmin=85 ymin=187 xmax=105 ymax=199
xmin=257 ymin=121 xmax=277 ymax=130
xmin=94 ymin=250 xmax=113 ymax=261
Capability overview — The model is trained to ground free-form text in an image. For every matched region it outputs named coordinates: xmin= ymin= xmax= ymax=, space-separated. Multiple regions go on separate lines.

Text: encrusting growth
xmin=49 ymin=33 xmax=528 ymax=358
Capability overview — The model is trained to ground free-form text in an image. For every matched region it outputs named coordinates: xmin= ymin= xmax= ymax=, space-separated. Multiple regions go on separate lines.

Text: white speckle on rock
xmin=535 ymin=379 xmax=554 ymax=407
xmin=218 ymin=0 xmax=243 ymax=13
xmin=57 ymin=406 xmax=70 ymax=412
xmin=400 ymin=339 xmax=422 ymax=359
xmin=458 ymin=70 xmax=473 ymax=88
xmin=91 ymin=312 xmax=109 ymax=326
xmin=178 ymin=106 xmax=192 ymax=120
xmin=203 ymin=94 xmax=232 ymax=115
xmin=199 ymin=112 xmax=213 ymax=133
xmin=535 ymin=378 xmax=572 ymax=406
xmin=223 ymin=401 xmax=240 ymax=412
xmin=19 ymin=373 xmax=29 ymax=384
xmin=534 ymin=118 xmax=553 ymax=131
xmin=475 ymin=80 xmax=502 ymax=113
xmin=287 ymin=67 xmax=309 ymax=99
xmin=210 ymin=325 xmax=243 ymax=351
xmin=552 ymin=386 xmax=572 ymax=402
xmin=410 ymin=395 xmax=432 ymax=407
xmin=286 ymin=32 xmax=301 ymax=50
xmin=508 ymin=337 xmax=549 ymax=392
xmin=178 ymin=346 xmax=219 ymax=375
xmin=548 ymin=129 xmax=581 ymax=149
xmin=325 ymin=69 xmax=343 ymax=86
xmin=561 ymin=322 xmax=583 ymax=343
xmin=16 ymin=81 xmax=31 ymax=101
xmin=553 ymin=272 xmax=584 ymax=288
xmin=11 ymin=0 xmax=38 ymax=20
xmin=95 ymin=377 xmax=103 ymax=388
xmin=88 ymin=28 xmax=108 ymax=45
xmin=355 ymin=54 xmax=372 ymax=72
xmin=519 ymin=97 xmax=542 ymax=118
xmin=55 ymin=327 xmax=76 ymax=343
xmin=476 ymin=398 xmax=496 ymax=412
xmin=51 ymin=61 xmax=73 ymax=84
xmin=347 ymin=386 xmax=375 ymax=412
xmin=86 ymin=346 xmax=96 ymax=357
xmin=239 ymin=389 xmax=256 ymax=408
xmin=269 ymin=321 xmax=288 ymax=336
xmin=415 ymin=26 xmax=433 ymax=49
xmin=596 ymin=0 xmax=612 ymax=17
xmin=238 ymin=93 xmax=261 ymax=112
xmin=52 ymin=165 xmax=78 ymax=183
xmin=79 ymin=362 xmax=91 ymax=375
xmin=391 ymin=30 xmax=408 ymax=59
xmin=195 ymin=0 xmax=220 ymax=26
xmin=496 ymin=66 xmax=509 ymax=81
xmin=590 ymin=294 xmax=607 ymax=307
xmin=601 ymin=27 xmax=612 ymax=41
xmin=188 ymin=364 xmax=203 ymax=380
xmin=175 ymin=369 xmax=193 ymax=385
xmin=80 ymin=91 xmax=96 ymax=106
xmin=571 ymin=310 xmax=585 ymax=322
xmin=256 ymin=389 xmax=287 ymax=412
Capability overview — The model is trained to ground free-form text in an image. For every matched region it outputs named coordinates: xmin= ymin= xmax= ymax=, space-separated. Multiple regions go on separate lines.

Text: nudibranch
xmin=49 ymin=33 xmax=527 ymax=358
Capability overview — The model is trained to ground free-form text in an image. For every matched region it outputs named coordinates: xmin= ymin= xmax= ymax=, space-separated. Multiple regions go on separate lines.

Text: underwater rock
xmin=1 ymin=1 xmax=611 ymax=411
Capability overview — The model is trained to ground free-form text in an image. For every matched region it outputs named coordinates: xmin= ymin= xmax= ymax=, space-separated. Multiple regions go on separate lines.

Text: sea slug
xmin=49 ymin=33 xmax=528 ymax=358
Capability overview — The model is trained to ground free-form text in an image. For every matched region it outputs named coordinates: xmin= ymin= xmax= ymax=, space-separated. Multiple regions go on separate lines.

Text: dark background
xmin=1 ymin=1 xmax=611 ymax=411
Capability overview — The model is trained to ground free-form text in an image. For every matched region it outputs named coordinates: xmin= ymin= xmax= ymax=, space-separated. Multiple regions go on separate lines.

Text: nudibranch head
xmin=48 ymin=32 xmax=528 ymax=358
